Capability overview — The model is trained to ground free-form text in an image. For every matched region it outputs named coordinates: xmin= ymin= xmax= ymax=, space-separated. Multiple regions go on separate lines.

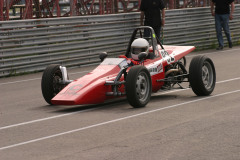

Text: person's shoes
xmin=216 ymin=46 xmax=223 ymax=50
xmin=229 ymin=42 xmax=233 ymax=48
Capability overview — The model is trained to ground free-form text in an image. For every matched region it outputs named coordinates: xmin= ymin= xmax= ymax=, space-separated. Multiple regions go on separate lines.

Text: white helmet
xmin=131 ymin=38 xmax=149 ymax=60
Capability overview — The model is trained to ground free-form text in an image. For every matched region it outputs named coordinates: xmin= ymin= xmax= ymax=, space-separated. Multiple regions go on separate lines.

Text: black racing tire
xmin=189 ymin=55 xmax=216 ymax=96
xmin=178 ymin=56 xmax=186 ymax=67
xmin=41 ymin=64 xmax=63 ymax=105
xmin=126 ymin=65 xmax=152 ymax=108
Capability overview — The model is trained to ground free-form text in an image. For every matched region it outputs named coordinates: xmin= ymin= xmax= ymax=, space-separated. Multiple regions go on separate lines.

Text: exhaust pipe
xmin=165 ymin=69 xmax=181 ymax=76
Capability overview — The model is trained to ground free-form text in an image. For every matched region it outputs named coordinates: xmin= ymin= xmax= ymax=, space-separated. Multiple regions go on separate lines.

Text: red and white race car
xmin=41 ymin=26 xmax=216 ymax=108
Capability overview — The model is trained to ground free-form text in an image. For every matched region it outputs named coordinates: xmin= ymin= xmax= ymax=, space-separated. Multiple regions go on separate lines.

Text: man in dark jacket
xmin=211 ymin=0 xmax=235 ymax=50
xmin=140 ymin=0 xmax=165 ymax=41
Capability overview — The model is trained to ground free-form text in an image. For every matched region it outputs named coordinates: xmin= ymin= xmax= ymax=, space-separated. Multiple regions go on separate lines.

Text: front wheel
xmin=126 ymin=66 xmax=152 ymax=108
xmin=189 ymin=55 xmax=216 ymax=96
xmin=41 ymin=64 xmax=63 ymax=105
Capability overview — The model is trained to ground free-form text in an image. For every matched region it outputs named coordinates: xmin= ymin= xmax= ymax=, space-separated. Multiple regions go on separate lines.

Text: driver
xmin=131 ymin=38 xmax=149 ymax=60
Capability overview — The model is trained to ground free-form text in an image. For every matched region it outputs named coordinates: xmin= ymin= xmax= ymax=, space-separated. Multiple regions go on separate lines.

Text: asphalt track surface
xmin=0 ymin=46 xmax=240 ymax=160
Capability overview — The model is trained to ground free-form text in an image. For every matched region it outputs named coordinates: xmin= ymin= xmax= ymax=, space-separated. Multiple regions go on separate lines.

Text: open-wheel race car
xmin=41 ymin=26 xmax=216 ymax=108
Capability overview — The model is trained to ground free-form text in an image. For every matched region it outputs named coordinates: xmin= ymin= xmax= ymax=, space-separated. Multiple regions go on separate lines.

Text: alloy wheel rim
xmin=202 ymin=61 xmax=213 ymax=90
xmin=136 ymin=72 xmax=149 ymax=102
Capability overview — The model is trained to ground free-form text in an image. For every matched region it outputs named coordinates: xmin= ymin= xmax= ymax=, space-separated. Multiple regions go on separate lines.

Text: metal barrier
xmin=164 ymin=6 xmax=240 ymax=49
xmin=3 ymin=0 xmax=239 ymax=21
xmin=1 ymin=5 xmax=240 ymax=77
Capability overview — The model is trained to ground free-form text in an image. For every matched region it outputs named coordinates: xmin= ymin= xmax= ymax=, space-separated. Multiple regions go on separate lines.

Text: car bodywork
xmin=42 ymin=27 xmax=215 ymax=108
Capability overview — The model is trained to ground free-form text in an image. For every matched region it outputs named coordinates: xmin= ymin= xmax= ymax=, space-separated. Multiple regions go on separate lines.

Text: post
xmin=0 ymin=0 xmax=4 ymax=21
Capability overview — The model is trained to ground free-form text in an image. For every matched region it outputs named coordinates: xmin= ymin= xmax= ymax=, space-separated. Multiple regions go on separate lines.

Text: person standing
xmin=211 ymin=0 xmax=235 ymax=50
xmin=140 ymin=0 xmax=165 ymax=41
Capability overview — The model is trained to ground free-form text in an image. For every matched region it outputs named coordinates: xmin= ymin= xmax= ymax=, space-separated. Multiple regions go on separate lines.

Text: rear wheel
xmin=189 ymin=55 xmax=216 ymax=96
xmin=41 ymin=64 xmax=63 ymax=105
xmin=177 ymin=56 xmax=186 ymax=67
xmin=126 ymin=66 xmax=152 ymax=108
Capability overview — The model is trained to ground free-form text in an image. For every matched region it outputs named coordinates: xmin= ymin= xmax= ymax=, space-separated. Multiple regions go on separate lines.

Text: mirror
xmin=99 ymin=52 xmax=108 ymax=62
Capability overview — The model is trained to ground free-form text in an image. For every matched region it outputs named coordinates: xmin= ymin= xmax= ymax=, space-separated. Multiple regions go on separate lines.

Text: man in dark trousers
xmin=211 ymin=0 xmax=235 ymax=50
xmin=140 ymin=0 xmax=165 ymax=41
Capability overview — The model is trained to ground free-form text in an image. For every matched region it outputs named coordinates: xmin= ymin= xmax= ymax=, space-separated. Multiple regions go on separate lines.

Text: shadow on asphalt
xmin=39 ymin=98 xmax=128 ymax=113
xmin=38 ymin=91 xmax=201 ymax=114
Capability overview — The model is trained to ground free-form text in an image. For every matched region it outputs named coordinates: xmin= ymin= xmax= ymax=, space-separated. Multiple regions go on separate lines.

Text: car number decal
xmin=160 ymin=50 xmax=175 ymax=64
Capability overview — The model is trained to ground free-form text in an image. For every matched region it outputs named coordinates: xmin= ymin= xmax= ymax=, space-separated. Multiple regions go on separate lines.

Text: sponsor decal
xmin=147 ymin=61 xmax=163 ymax=75
xmin=160 ymin=50 xmax=175 ymax=64
xmin=160 ymin=50 xmax=169 ymax=58
xmin=166 ymin=55 xmax=175 ymax=64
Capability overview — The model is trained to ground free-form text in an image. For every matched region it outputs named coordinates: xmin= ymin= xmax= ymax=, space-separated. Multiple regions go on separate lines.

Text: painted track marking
xmin=0 ymin=89 xmax=240 ymax=151
xmin=0 ymin=71 xmax=89 ymax=86
xmin=1 ymin=77 xmax=240 ymax=131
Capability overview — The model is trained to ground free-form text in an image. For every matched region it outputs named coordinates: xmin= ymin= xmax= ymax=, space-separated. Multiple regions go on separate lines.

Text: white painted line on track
xmin=216 ymin=77 xmax=240 ymax=84
xmin=0 ymin=71 xmax=90 ymax=86
xmin=155 ymin=77 xmax=240 ymax=96
xmin=0 ymin=108 xmax=97 ymax=130
xmin=0 ymin=89 xmax=240 ymax=151
xmin=1 ymin=77 xmax=240 ymax=131
xmin=0 ymin=78 xmax=41 ymax=86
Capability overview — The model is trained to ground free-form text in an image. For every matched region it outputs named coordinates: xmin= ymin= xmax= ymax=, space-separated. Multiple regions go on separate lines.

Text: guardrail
xmin=1 ymin=5 xmax=240 ymax=77
xmin=164 ymin=6 xmax=240 ymax=49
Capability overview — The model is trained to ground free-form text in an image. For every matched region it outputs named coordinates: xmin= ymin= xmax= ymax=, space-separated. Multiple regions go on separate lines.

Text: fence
xmin=1 ymin=5 xmax=240 ymax=77
xmin=2 ymin=0 xmax=240 ymax=21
